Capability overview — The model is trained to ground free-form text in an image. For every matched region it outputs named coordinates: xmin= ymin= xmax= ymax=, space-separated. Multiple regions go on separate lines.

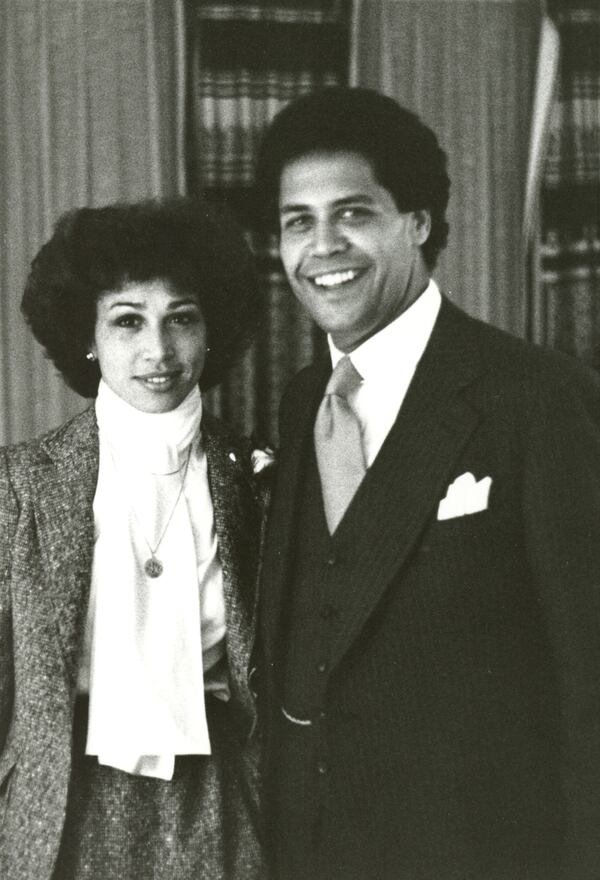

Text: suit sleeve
xmin=522 ymin=365 xmax=600 ymax=878
xmin=0 ymin=449 xmax=16 ymax=755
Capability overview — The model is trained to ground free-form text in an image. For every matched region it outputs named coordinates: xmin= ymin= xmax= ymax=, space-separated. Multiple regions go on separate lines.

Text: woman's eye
xmin=114 ymin=314 xmax=141 ymax=328
xmin=169 ymin=311 xmax=198 ymax=326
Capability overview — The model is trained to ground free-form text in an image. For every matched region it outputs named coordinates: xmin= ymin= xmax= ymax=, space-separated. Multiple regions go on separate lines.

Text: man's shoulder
xmin=444 ymin=298 xmax=599 ymax=398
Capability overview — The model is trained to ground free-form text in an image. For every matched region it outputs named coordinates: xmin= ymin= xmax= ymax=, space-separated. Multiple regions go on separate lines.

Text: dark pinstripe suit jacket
xmin=260 ymin=298 xmax=600 ymax=880
xmin=0 ymin=406 xmax=267 ymax=880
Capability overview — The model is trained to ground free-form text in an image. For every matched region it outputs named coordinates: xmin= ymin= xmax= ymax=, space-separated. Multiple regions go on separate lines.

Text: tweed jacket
xmin=260 ymin=297 xmax=600 ymax=880
xmin=0 ymin=405 xmax=267 ymax=880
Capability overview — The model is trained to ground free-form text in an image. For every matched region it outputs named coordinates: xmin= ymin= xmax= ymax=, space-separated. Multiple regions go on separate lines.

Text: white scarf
xmin=85 ymin=381 xmax=217 ymax=780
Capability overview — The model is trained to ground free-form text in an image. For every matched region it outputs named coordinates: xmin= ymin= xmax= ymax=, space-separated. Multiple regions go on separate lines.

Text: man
xmin=255 ymin=87 xmax=600 ymax=880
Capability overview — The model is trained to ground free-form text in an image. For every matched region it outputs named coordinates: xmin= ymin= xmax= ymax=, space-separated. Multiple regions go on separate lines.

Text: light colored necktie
xmin=314 ymin=356 xmax=366 ymax=533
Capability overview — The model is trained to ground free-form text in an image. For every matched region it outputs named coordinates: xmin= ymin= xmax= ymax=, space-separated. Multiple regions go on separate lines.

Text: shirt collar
xmin=328 ymin=279 xmax=442 ymax=382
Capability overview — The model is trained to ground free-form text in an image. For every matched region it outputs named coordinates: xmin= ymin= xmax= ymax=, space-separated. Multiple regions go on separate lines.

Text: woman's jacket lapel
xmin=30 ymin=406 xmax=98 ymax=696
xmin=202 ymin=413 xmax=262 ymax=727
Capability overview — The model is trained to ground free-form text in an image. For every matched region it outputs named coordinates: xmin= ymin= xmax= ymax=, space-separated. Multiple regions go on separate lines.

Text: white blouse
xmin=78 ymin=380 xmax=228 ymax=780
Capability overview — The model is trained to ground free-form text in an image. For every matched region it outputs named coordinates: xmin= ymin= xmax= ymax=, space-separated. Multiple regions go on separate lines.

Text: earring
xmin=86 ymin=352 xmax=97 ymax=362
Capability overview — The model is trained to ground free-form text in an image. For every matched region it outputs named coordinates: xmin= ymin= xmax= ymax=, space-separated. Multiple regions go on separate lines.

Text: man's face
xmin=278 ymin=150 xmax=431 ymax=352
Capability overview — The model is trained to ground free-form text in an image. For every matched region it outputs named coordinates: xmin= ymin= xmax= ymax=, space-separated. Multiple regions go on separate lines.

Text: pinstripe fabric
xmin=0 ymin=406 xmax=268 ymax=880
xmin=260 ymin=298 xmax=600 ymax=880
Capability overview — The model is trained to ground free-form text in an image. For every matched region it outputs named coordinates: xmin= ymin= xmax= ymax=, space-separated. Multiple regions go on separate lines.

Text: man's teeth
xmin=314 ymin=270 xmax=359 ymax=288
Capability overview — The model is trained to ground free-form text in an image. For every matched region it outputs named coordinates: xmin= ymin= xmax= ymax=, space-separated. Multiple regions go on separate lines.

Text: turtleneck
xmin=79 ymin=379 xmax=227 ymax=780
xmin=95 ymin=379 xmax=203 ymax=474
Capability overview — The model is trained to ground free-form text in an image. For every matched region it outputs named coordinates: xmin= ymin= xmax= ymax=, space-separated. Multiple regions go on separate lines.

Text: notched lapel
xmin=326 ymin=300 xmax=484 ymax=671
xmin=203 ymin=418 xmax=260 ymax=717
xmin=260 ymin=361 xmax=329 ymax=662
xmin=30 ymin=408 xmax=98 ymax=692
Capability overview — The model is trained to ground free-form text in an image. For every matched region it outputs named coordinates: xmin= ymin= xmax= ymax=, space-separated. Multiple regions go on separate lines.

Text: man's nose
xmin=311 ymin=220 xmax=347 ymax=256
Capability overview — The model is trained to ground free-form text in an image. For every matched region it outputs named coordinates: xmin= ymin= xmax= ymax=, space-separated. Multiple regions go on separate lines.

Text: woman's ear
xmin=410 ymin=210 xmax=431 ymax=246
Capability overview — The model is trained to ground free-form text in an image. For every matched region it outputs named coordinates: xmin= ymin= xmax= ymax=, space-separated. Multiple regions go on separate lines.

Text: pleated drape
xmin=0 ymin=0 xmax=185 ymax=445
xmin=527 ymin=1 xmax=600 ymax=369
xmin=185 ymin=0 xmax=350 ymax=445
xmin=349 ymin=0 xmax=541 ymax=336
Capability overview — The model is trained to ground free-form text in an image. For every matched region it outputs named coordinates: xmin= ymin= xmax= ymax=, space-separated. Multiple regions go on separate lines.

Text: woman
xmin=0 ymin=198 xmax=269 ymax=880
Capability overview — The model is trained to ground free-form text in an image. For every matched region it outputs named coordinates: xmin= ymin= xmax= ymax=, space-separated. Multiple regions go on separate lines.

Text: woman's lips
xmin=135 ymin=371 xmax=181 ymax=390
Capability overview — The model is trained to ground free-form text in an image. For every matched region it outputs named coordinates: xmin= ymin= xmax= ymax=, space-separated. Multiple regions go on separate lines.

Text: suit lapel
xmin=260 ymin=361 xmax=329 ymax=663
xmin=263 ymin=300 xmax=484 ymax=673
xmin=326 ymin=299 xmax=483 ymax=669
xmin=30 ymin=407 xmax=99 ymax=693
xmin=203 ymin=417 xmax=259 ymax=718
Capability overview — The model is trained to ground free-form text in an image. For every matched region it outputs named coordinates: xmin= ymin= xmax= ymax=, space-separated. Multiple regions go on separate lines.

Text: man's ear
xmin=410 ymin=210 xmax=431 ymax=245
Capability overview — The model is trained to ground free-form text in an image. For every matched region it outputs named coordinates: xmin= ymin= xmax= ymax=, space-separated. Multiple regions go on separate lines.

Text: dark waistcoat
xmin=270 ymin=433 xmax=564 ymax=880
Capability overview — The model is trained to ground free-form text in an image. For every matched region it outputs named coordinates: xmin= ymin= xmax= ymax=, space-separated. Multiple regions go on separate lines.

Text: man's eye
xmin=339 ymin=207 xmax=370 ymax=222
xmin=282 ymin=215 xmax=311 ymax=232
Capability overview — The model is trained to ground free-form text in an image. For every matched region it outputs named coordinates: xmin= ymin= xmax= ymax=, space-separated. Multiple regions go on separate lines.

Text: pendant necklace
xmin=110 ymin=443 xmax=193 ymax=579
xmin=141 ymin=445 xmax=192 ymax=578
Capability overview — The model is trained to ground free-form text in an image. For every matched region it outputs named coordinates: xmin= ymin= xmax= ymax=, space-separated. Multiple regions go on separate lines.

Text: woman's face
xmin=91 ymin=279 xmax=207 ymax=413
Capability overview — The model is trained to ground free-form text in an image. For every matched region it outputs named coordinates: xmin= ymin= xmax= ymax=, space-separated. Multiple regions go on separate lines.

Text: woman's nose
xmin=143 ymin=325 xmax=174 ymax=360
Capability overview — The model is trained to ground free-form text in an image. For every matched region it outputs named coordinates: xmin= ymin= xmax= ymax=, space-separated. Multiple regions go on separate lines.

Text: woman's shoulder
xmin=201 ymin=410 xmax=275 ymax=499
xmin=1 ymin=406 xmax=97 ymax=472
xmin=201 ymin=410 xmax=251 ymax=454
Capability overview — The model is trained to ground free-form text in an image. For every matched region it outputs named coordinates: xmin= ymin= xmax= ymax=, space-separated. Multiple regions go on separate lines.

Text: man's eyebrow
xmin=280 ymin=194 xmax=376 ymax=214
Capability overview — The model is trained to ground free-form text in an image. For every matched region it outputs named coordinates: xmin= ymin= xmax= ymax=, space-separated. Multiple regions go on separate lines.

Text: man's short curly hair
xmin=21 ymin=197 xmax=263 ymax=398
xmin=254 ymin=87 xmax=450 ymax=270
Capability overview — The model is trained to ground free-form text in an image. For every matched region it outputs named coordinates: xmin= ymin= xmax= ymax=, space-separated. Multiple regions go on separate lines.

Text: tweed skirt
xmin=51 ymin=697 xmax=264 ymax=880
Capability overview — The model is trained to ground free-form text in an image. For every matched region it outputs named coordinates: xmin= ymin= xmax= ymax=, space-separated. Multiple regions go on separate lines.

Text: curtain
xmin=0 ymin=0 xmax=185 ymax=446
xmin=350 ymin=0 xmax=541 ymax=337
xmin=185 ymin=0 xmax=350 ymax=446
xmin=527 ymin=0 xmax=600 ymax=369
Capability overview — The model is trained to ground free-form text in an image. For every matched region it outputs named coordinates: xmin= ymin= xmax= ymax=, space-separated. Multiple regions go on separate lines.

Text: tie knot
xmin=326 ymin=356 xmax=362 ymax=399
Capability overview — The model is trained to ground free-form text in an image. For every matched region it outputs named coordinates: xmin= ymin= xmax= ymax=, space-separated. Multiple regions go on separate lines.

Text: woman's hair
xmin=254 ymin=86 xmax=450 ymax=270
xmin=21 ymin=197 xmax=263 ymax=397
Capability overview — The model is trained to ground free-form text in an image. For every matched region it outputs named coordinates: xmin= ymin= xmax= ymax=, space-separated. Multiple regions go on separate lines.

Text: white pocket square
xmin=437 ymin=472 xmax=492 ymax=521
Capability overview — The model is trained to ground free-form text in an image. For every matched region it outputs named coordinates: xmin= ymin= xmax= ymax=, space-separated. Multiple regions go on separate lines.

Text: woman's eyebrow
xmin=108 ymin=300 xmax=145 ymax=309
xmin=167 ymin=298 xmax=199 ymax=309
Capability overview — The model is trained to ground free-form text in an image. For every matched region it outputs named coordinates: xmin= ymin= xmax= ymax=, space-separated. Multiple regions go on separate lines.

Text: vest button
xmin=317 ymin=760 xmax=328 ymax=775
xmin=326 ymin=553 xmax=337 ymax=566
xmin=316 ymin=661 xmax=327 ymax=674
xmin=321 ymin=603 xmax=337 ymax=620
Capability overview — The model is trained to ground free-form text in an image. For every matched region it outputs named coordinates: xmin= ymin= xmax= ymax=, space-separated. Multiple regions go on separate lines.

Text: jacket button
xmin=317 ymin=760 xmax=328 ymax=775
xmin=316 ymin=661 xmax=327 ymax=673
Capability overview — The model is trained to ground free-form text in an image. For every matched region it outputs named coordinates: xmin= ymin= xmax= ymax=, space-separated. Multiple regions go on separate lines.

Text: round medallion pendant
xmin=144 ymin=557 xmax=163 ymax=578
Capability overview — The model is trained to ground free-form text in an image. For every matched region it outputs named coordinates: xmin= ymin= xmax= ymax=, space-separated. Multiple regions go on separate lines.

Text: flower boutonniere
xmin=251 ymin=446 xmax=276 ymax=475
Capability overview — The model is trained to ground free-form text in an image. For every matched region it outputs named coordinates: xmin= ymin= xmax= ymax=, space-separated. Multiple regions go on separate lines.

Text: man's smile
xmin=313 ymin=269 xmax=362 ymax=288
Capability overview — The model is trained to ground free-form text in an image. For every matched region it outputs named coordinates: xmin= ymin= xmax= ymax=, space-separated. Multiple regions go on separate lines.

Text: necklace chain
xmin=108 ymin=443 xmax=193 ymax=579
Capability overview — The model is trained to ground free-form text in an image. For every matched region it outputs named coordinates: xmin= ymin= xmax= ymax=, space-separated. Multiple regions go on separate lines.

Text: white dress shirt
xmin=328 ymin=280 xmax=442 ymax=467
